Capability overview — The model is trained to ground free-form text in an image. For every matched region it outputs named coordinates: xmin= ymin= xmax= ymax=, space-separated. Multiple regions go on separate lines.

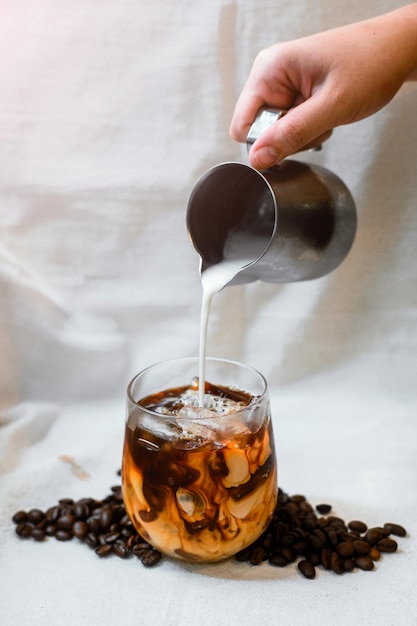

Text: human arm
xmin=230 ymin=3 xmax=417 ymax=169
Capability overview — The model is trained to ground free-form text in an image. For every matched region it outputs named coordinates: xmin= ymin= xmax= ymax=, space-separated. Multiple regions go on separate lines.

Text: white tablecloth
xmin=1 ymin=1 xmax=416 ymax=624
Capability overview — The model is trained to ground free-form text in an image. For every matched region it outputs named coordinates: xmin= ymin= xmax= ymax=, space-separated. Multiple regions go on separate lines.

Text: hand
xmin=230 ymin=4 xmax=417 ymax=169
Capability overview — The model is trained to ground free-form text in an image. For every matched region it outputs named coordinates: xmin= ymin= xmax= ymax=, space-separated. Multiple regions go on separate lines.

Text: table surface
xmin=1 ymin=385 xmax=416 ymax=626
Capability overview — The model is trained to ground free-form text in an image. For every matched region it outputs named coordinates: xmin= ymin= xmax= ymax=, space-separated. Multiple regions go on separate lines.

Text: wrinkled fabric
xmin=0 ymin=1 xmax=416 ymax=624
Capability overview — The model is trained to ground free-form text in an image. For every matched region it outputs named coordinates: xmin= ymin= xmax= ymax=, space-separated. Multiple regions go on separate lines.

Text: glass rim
xmin=126 ymin=356 xmax=268 ymax=419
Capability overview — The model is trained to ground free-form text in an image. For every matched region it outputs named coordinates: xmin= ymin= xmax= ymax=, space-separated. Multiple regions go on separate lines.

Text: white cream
xmin=198 ymin=259 xmax=247 ymax=407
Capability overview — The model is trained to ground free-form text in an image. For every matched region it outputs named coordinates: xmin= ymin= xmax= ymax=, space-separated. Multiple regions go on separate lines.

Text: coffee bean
xmin=293 ymin=541 xmax=307 ymax=555
xmin=112 ymin=505 xmax=125 ymax=520
xmin=103 ymin=531 xmax=121 ymax=544
xmin=298 ymin=560 xmax=316 ymax=579
xmin=336 ymin=542 xmax=355 ymax=558
xmin=45 ymin=506 xmax=60 ymax=523
xmin=316 ymin=504 xmax=331 ymax=515
xmin=119 ymin=514 xmax=131 ymax=527
xmin=113 ymin=543 xmax=130 ymax=559
xmin=120 ymin=526 xmax=135 ymax=538
xmin=321 ymin=548 xmax=332 ymax=570
xmin=57 ymin=514 xmax=76 ymax=530
xmin=45 ymin=524 xmax=57 ymax=537
xmin=132 ymin=542 xmax=152 ymax=557
xmin=74 ymin=503 xmax=89 ymax=520
xmin=369 ymin=548 xmax=381 ymax=561
xmin=364 ymin=528 xmax=384 ymax=545
xmin=126 ymin=535 xmax=140 ymax=550
xmin=352 ymin=540 xmax=370 ymax=555
xmin=324 ymin=527 xmax=338 ymax=547
xmin=268 ymin=553 xmax=289 ymax=567
xmin=140 ymin=549 xmax=161 ymax=567
xmin=355 ymin=556 xmax=374 ymax=571
xmin=331 ymin=551 xmax=344 ymax=575
xmin=55 ymin=530 xmax=72 ymax=542
xmin=35 ymin=518 xmax=47 ymax=530
xmin=85 ymin=533 xmax=99 ymax=549
xmin=109 ymin=523 xmax=119 ymax=533
xmin=327 ymin=516 xmax=346 ymax=528
xmin=281 ymin=532 xmax=296 ymax=547
xmin=27 ymin=509 xmax=45 ymax=524
xmin=77 ymin=497 xmax=95 ymax=509
xmin=100 ymin=507 xmax=113 ymax=529
xmin=58 ymin=505 xmax=74 ymax=517
xmin=341 ymin=531 xmax=360 ymax=542
xmin=12 ymin=511 xmax=28 ymax=524
xmin=72 ymin=520 xmax=88 ymax=539
xmin=291 ymin=494 xmax=306 ymax=503
xmin=313 ymin=529 xmax=326 ymax=543
xmin=304 ymin=518 xmax=317 ymax=532
xmin=305 ymin=550 xmax=321 ymax=567
xmin=59 ymin=498 xmax=74 ymax=505
xmin=285 ymin=502 xmax=299 ymax=516
xmin=15 ymin=523 xmax=33 ymax=538
xmin=98 ymin=534 xmax=109 ymax=546
xmin=377 ymin=538 xmax=398 ymax=553
xmin=258 ymin=531 xmax=272 ymax=547
xmin=86 ymin=516 xmax=101 ymax=535
xmin=308 ymin=534 xmax=324 ymax=551
xmin=383 ymin=523 xmax=406 ymax=537
xmin=95 ymin=544 xmax=112 ymax=557
xmin=348 ymin=520 xmax=367 ymax=534
xmin=343 ymin=559 xmax=355 ymax=573
xmin=299 ymin=501 xmax=314 ymax=514
xmin=250 ymin=545 xmax=267 ymax=565
xmin=316 ymin=517 xmax=328 ymax=529
xmin=280 ymin=547 xmax=296 ymax=563
xmin=31 ymin=528 xmax=46 ymax=541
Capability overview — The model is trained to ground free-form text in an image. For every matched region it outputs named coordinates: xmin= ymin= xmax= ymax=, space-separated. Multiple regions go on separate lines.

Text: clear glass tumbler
xmin=122 ymin=357 xmax=277 ymax=563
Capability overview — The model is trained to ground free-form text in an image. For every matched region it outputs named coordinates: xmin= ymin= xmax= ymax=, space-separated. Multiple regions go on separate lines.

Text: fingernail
xmin=253 ymin=146 xmax=277 ymax=169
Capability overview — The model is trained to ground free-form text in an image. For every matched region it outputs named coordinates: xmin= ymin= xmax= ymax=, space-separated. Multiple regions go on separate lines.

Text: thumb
xmin=249 ymin=97 xmax=335 ymax=169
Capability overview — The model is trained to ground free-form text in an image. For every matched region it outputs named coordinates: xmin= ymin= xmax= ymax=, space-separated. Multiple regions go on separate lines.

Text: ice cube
xmin=139 ymin=413 xmax=183 ymax=442
xmin=176 ymin=406 xmax=250 ymax=447
xmin=176 ymin=405 xmax=219 ymax=421
xmin=176 ymin=388 xmax=200 ymax=408
xmin=203 ymin=394 xmax=246 ymax=415
xmin=176 ymin=406 xmax=220 ymax=444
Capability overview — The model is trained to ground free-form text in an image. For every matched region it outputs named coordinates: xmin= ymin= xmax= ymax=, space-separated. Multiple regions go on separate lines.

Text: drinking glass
xmin=122 ymin=356 xmax=277 ymax=562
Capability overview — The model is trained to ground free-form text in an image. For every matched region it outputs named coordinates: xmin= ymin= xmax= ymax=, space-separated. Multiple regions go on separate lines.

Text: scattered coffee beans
xmin=11 ymin=478 xmax=406 ymax=579
xmin=11 ymin=481 xmax=162 ymax=568
xmin=235 ymin=490 xmax=407 ymax=579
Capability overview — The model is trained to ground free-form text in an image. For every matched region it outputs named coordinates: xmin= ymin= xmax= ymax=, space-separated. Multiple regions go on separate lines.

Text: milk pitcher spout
xmin=187 ymin=109 xmax=357 ymax=286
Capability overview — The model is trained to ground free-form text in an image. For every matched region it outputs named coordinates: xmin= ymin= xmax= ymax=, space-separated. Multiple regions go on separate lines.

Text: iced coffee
xmin=122 ymin=357 xmax=277 ymax=563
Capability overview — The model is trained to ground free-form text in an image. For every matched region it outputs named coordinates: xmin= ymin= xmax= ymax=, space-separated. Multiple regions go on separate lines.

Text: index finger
xmin=229 ymin=90 xmax=267 ymax=142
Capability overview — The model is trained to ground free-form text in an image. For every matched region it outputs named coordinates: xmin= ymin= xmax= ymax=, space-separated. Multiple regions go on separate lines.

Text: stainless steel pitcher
xmin=187 ymin=108 xmax=357 ymax=286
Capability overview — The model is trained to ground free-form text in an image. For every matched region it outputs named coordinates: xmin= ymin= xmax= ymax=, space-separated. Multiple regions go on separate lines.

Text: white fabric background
xmin=0 ymin=1 xmax=416 ymax=624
